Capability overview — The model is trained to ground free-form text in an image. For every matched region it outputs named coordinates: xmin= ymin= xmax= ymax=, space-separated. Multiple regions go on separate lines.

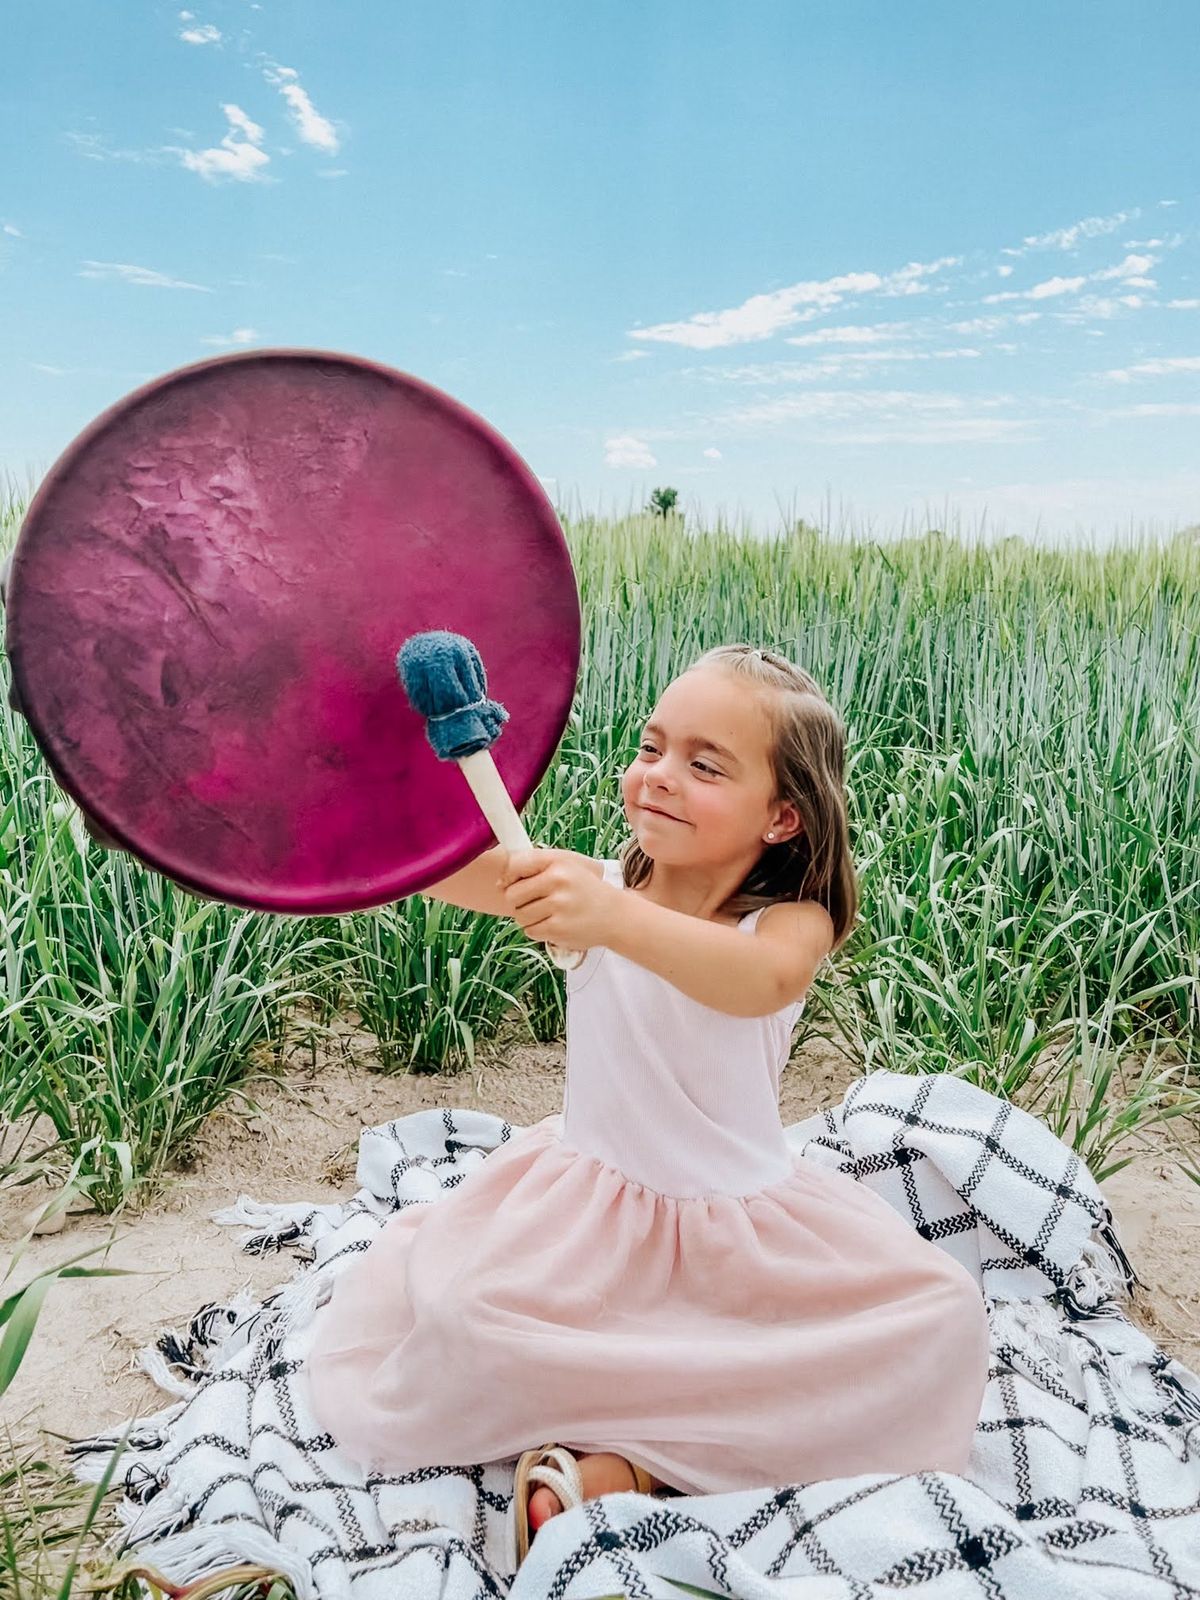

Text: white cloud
xmin=715 ymin=388 xmax=1032 ymax=445
xmin=180 ymin=22 xmax=221 ymax=44
xmin=65 ymin=130 xmax=165 ymax=166
xmin=703 ymin=447 xmax=722 ymax=459
xmin=179 ymin=9 xmax=194 ymax=17
xmin=3 ymin=222 xmax=23 ymax=237
xmin=1110 ymin=402 xmax=1200 ymax=416
xmin=78 ymin=259 xmax=211 ymax=291
xmin=825 ymin=418 xmax=1033 ymax=445
xmin=1005 ymin=208 xmax=1136 ymax=255
xmin=948 ymin=312 xmax=1041 ymax=335
xmin=785 ymin=323 xmax=911 ymax=346
xmin=1091 ymin=252 xmax=1157 ymax=285
xmin=1029 ymin=275 xmax=1090 ymax=299
xmin=1053 ymin=293 xmax=1147 ymax=323
xmin=263 ymin=62 xmax=339 ymax=154
xmin=631 ymin=273 xmax=879 ymax=350
xmin=687 ymin=351 xmax=984 ymax=385
xmin=983 ymin=253 xmax=1157 ymax=307
xmin=879 ymin=256 xmax=961 ymax=297
xmin=996 ymin=264 xmax=1014 ymax=277
xmin=604 ymin=435 xmax=657 ymax=468
xmin=628 ymin=257 xmax=959 ymax=350
xmin=225 ymin=105 xmax=264 ymax=143
xmin=1105 ymin=356 xmax=1200 ymax=382
xmin=180 ymin=104 xmax=269 ymax=182
xmin=614 ymin=350 xmax=649 ymax=362
xmin=1168 ymin=299 xmax=1200 ymax=310
xmin=201 ymin=326 xmax=259 ymax=347
xmin=984 ymin=274 xmax=1088 ymax=304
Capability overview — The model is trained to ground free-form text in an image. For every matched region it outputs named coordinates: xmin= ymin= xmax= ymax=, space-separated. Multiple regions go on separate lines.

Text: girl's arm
xmin=602 ymin=894 xmax=833 ymax=1018
xmin=424 ymin=847 xmax=601 ymax=918
xmin=421 ymin=845 xmax=511 ymax=916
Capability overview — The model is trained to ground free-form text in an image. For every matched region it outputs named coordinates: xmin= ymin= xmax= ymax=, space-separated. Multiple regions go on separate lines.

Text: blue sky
xmin=2 ymin=0 xmax=1198 ymax=541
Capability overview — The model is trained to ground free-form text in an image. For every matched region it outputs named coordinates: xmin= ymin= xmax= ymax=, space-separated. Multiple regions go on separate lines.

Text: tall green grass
xmin=2 ymin=484 xmax=1198 ymax=1212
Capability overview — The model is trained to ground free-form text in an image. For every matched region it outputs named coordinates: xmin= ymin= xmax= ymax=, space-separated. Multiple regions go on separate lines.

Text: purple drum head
xmin=6 ymin=350 xmax=581 ymax=913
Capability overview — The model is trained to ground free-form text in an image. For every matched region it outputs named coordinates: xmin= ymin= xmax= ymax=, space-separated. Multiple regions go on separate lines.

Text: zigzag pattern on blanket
xmin=67 ymin=1073 xmax=1200 ymax=1600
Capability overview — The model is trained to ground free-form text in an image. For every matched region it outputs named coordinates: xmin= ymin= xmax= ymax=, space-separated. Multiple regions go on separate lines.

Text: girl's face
xmin=621 ymin=667 xmax=787 ymax=864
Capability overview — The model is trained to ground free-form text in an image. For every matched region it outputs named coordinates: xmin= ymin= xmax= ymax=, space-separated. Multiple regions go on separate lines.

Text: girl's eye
xmin=637 ymin=742 xmax=721 ymax=777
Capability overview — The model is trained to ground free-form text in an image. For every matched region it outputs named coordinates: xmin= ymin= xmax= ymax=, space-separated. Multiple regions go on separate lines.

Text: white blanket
xmin=71 ymin=1071 xmax=1200 ymax=1598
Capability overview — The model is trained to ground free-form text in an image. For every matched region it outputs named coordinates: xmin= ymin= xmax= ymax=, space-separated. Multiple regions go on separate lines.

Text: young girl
xmin=305 ymin=642 xmax=991 ymax=1562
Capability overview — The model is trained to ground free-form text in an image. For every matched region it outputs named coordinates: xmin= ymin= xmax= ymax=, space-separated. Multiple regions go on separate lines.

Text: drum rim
xmin=6 ymin=348 xmax=581 ymax=913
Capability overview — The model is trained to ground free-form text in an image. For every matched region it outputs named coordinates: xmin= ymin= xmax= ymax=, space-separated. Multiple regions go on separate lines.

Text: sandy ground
xmin=2 ymin=1016 xmax=1198 ymax=1448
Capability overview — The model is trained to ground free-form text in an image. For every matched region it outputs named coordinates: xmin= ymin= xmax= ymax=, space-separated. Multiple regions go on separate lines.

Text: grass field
xmin=2 ymin=480 xmax=1199 ymax=1592
xmin=3 ymin=485 xmax=1197 ymax=1208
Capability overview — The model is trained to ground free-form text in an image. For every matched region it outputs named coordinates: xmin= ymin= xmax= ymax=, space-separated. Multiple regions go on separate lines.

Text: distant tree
xmin=647 ymin=487 xmax=679 ymax=518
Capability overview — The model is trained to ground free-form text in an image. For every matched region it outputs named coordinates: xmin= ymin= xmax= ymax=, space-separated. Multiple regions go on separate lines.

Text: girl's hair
xmin=618 ymin=643 xmax=860 ymax=951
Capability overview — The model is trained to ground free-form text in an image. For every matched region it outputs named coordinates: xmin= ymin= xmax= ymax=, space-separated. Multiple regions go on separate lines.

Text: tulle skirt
xmin=306 ymin=1113 xmax=990 ymax=1494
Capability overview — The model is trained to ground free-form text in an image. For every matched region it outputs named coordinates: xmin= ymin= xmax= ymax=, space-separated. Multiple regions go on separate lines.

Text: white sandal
xmin=512 ymin=1443 xmax=655 ymax=1565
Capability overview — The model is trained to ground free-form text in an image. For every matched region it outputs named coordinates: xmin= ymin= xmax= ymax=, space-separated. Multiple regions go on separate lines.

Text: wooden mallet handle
xmin=456 ymin=750 xmax=585 ymax=972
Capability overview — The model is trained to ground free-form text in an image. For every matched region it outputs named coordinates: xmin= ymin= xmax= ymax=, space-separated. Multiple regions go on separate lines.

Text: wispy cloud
xmin=613 ymin=350 xmax=649 ymax=362
xmin=685 ymin=350 xmax=981 ymax=385
xmin=785 ymin=323 xmax=912 ymax=346
xmin=64 ymin=130 xmax=166 ymax=166
xmin=1003 ymin=209 xmax=1137 ymax=256
xmin=1092 ymin=252 xmax=1157 ymax=285
xmin=179 ymin=104 xmax=269 ymax=182
xmin=1168 ymin=298 xmax=1200 ymax=310
xmin=78 ymin=260 xmax=211 ymax=291
xmin=2 ymin=222 xmax=23 ymax=238
xmin=704 ymin=447 xmax=722 ymax=460
xmin=262 ymin=62 xmax=340 ymax=154
xmin=1057 ymin=293 xmax=1148 ymax=322
xmin=180 ymin=19 xmax=221 ymax=45
xmin=948 ymin=313 xmax=1041 ymax=335
xmin=1108 ymin=402 xmax=1200 ymax=416
xmin=201 ymin=326 xmax=259 ymax=346
xmin=627 ymin=258 xmax=959 ymax=350
xmin=984 ymin=274 xmax=1087 ymax=304
xmin=715 ymin=388 xmax=1034 ymax=445
xmin=604 ymin=435 xmax=657 ymax=467
xmin=1105 ymin=355 xmax=1200 ymax=382
xmin=983 ymin=253 xmax=1158 ymax=306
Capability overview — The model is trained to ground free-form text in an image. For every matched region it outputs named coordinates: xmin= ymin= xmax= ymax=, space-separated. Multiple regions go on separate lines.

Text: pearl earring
xmin=767 ymin=832 xmax=775 ymax=841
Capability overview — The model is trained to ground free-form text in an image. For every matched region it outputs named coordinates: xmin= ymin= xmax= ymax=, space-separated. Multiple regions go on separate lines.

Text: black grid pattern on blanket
xmin=69 ymin=1072 xmax=1200 ymax=1600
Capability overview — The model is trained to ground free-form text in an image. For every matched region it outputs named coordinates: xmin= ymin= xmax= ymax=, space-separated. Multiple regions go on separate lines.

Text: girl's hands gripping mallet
xmin=397 ymin=630 xmax=585 ymax=972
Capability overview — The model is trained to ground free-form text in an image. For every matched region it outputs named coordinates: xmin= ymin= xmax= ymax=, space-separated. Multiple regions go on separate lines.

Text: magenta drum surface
xmin=6 ymin=350 xmax=581 ymax=912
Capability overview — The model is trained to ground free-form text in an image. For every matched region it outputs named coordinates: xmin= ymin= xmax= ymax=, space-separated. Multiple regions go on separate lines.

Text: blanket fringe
xmin=1055 ymin=1216 xmax=1137 ymax=1320
xmin=211 ymin=1195 xmax=308 ymax=1254
xmin=117 ymin=1520 xmax=317 ymax=1600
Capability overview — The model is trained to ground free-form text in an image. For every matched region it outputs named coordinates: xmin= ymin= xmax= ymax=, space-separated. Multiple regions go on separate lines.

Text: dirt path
xmin=3 ymin=1023 xmax=1197 ymax=1445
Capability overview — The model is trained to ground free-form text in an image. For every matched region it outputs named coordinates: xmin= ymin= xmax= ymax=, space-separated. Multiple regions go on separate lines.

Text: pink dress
xmin=306 ymin=860 xmax=990 ymax=1494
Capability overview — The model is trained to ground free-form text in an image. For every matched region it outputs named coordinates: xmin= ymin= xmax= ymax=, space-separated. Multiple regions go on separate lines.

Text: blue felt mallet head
xmin=396 ymin=628 xmax=585 ymax=972
xmin=397 ymin=630 xmax=510 ymax=761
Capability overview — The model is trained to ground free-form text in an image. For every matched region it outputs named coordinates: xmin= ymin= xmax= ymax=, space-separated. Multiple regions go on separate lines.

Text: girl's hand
xmin=498 ymin=848 xmax=617 ymax=950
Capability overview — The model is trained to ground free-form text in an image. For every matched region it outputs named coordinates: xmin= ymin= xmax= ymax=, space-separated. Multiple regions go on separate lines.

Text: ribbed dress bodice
xmin=561 ymin=859 xmax=805 ymax=1199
